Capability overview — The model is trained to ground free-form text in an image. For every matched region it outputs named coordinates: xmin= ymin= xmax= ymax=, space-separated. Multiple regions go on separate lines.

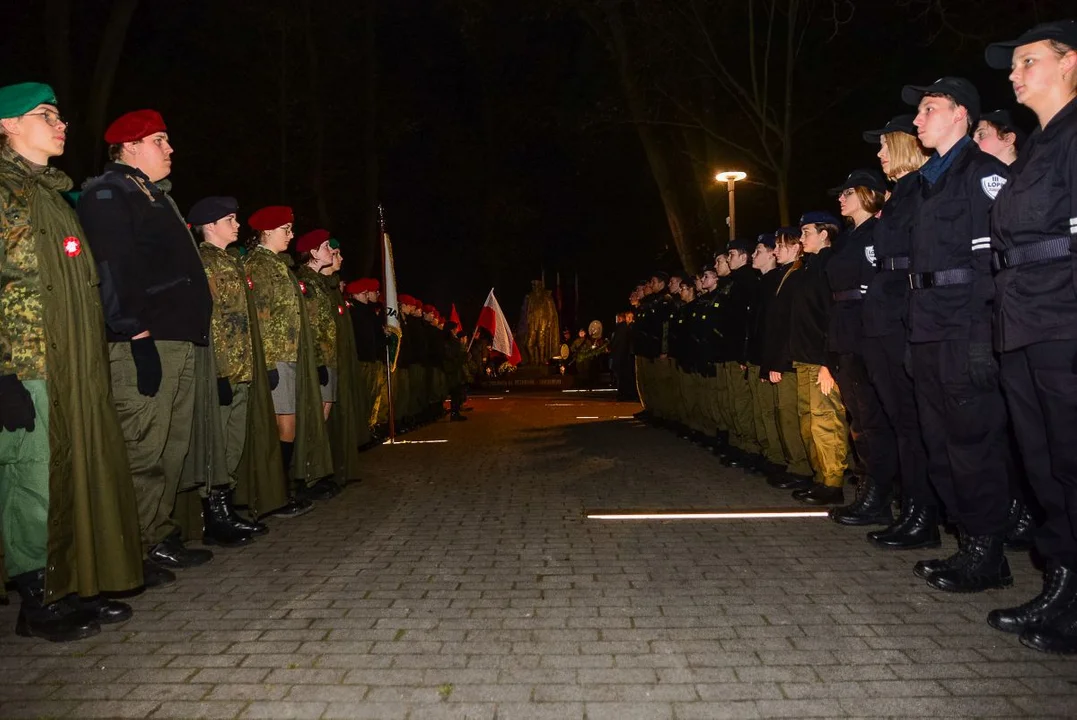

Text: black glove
xmin=317 ymin=365 xmax=329 ymax=386
xmin=968 ymin=342 xmax=999 ymax=390
xmin=903 ymin=344 xmax=914 ymax=379
xmin=268 ymin=368 xmax=280 ymax=390
xmin=130 ymin=337 xmax=162 ymax=397
xmin=0 ymin=374 xmax=35 ymax=432
xmin=217 ymin=377 xmax=233 ymax=406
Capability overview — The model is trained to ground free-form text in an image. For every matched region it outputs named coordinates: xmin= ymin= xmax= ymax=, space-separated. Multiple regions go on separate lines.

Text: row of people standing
xmin=631 ymin=19 xmax=1077 ymax=656
xmin=0 ymin=88 xmax=469 ymax=643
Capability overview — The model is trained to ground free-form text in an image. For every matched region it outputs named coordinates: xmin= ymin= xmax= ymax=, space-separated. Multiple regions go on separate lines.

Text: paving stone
xmin=0 ymin=394 xmax=1073 ymax=718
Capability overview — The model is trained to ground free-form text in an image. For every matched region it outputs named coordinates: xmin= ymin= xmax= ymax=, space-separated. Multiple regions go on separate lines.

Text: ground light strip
xmin=586 ymin=510 xmax=830 ymax=520
xmin=383 ymin=439 xmax=450 ymax=445
xmin=562 ymin=388 xmax=617 ymax=393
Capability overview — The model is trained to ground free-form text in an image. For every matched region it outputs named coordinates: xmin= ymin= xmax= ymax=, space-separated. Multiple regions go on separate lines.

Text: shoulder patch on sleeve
xmin=980 ymin=174 xmax=1006 ymax=200
xmin=94 ymin=188 xmax=113 ymax=200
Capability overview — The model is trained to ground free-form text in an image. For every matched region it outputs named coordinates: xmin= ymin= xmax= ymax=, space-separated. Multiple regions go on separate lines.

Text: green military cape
xmin=285 ymin=257 xmax=333 ymax=483
xmin=325 ymin=277 xmax=366 ymax=483
xmin=233 ymin=259 xmax=289 ymax=516
xmin=0 ymin=149 xmax=143 ymax=602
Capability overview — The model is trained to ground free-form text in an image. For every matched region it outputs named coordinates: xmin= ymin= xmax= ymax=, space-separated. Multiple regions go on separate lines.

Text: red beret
xmin=423 ymin=304 xmax=438 ymax=315
xmin=344 ymin=278 xmax=379 ymax=295
xmin=296 ymin=229 xmax=330 ymax=254
xmin=398 ymin=295 xmax=417 ymax=307
xmin=104 ymin=109 xmax=167 ymax=144
xmin=249 ymin=206 xmax=294 ymax=231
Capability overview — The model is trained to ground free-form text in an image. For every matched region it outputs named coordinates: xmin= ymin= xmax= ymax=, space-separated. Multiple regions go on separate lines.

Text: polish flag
xmin=476 ymin=289 xmax=522 ymax=366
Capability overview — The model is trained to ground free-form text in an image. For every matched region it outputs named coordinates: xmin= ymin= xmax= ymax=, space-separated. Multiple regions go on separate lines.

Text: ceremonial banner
xmin=380 ymin=210 xmax=402 ymax=372
xmin=477 ymin=288 xmax=522 ymax=366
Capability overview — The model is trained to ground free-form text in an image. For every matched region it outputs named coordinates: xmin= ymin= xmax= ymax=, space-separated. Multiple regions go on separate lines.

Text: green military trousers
xmin=0 ymin=379 xmax=49 ymax=576
xmin=747 ymin=366 xmax=786 ymax=467
xmin=794 ymin=362 xmax=849 ymax=487
xmin=110 ymin=340 xmax=196 ymax=550
xmin=220 ymin=381 xmax=250 ymax=482
xmin=774 ymin=370 xmax=815 ymax=477
xmin=723 ymin=362 xmax=760 ymax=454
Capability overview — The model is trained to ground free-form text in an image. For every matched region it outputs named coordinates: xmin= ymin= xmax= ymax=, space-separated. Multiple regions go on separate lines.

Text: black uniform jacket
xmin=691 ymin=290 xmax=724 ymax=376
xmin=908 ymin=139 xmax=1009 ymax=345
xmin=990 ymin=96 xmax=1077 ymax=352
xmin=351 ymin=301 xmax=383 ymax=362
xmin=78 ymin=163 xmax=211 ymax=345
xmin=826 ymin=218 xmax=877 ymax=355
xmin=748 ymin=266 xmax=784 ymax=368
xmin=720 ymin=265 xmax=761 ymax=364
xmin=760 ymin=263 xmax=799 ymax=375
xmin=787 ymin=247 xmax=836 ymax=369
xmin=863 ymin=174 xmax=921 ymax=338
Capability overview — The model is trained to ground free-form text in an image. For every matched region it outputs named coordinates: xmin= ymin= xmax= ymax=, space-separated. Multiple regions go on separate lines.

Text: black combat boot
xmin=201 ymin=492 xmax=253 ymax=547
xmin=13 ymin=570 xmax=100 ymax=643
xmin=989 ymin=564 xmax=1077 ymax=634
xmin=830 ymin=476 xmax=894 ymax=526
xmin=225 ymin=490 xmax=268 ymax=536
xmin=142 ymin=559 xmax=176 ymax=588
xmin=914 ymin=529 xmax=968 ymax=579
xmin=770 ymin=472 xmax=814 ymax=490
xmin=1020 ymin=604 xmax=1077 ymax=655
xmin=68 ymin=596 xmax=133 ymax=625
xmin=927 ymin=534 xmax=1013 ymax=593
xmin=1003 ymin=499 xmax=1036 ymax=551
xmin=870 ymin=500 xmax=941 ymax=550
xmin=148 ymin=529 xmax=214 ymax=568
xmin=798 ymin=484 xmax=844 ymax=506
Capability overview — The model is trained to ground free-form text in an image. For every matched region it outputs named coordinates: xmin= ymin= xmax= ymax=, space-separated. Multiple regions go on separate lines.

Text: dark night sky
xmin=1 ymin=1 xmax=1065 ymax=332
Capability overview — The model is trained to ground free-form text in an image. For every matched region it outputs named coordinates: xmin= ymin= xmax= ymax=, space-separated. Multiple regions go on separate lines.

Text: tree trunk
xmin=601 ymin=5 xmax=700 ymax=273
xmin=84 ymin=0 xmax=140 ymax=172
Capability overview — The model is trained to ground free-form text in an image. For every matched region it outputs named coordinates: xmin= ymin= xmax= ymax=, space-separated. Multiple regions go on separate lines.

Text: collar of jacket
xmin=920 ymin=135 xmax=972 ymax=187
xmin=102 ymin=161 xmax=172 ymax=193
xmin=0 ymin=145 xmax=72 ymax=192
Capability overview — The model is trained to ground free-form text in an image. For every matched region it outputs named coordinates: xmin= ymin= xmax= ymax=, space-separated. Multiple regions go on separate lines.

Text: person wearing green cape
xmin=0 ymin=82 xmax=143 ymax=641
xmin=244 ymin=207 xmax=333 ymax=513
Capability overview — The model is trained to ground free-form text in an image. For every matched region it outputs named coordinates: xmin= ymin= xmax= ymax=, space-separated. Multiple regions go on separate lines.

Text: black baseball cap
xmin=828 ymin=168 xmax=888 ymax=196
xmin=863 ymin=114 xmax=917 ymax=143
xmin=756 ymin=232 xmax=777 ymax=250
xmin=985 ymin=20 xmax=1077 ymax=69
xmin=727 ymin=238 xmax=756 ymax=255
xmin=902 ymin=77 xmax=981 ymax=123
xmin=979 ymin=109 xmax=1028 ymax=147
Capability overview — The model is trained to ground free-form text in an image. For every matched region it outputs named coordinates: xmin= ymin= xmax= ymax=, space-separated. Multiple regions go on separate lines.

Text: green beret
xmin=0 ymin=83 xmax=58 ymax=120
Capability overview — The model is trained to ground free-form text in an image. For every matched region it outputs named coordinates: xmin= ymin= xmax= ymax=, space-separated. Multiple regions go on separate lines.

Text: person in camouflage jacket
xmin=295 ymin=229 xmax=339 ymax=419
xmin=0 ymin=82 xmax=142 ymax=642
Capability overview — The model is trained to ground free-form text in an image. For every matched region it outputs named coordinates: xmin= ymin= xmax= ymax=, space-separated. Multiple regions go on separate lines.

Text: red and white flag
xmin=476 ymin=288 xmax=522 ymax=366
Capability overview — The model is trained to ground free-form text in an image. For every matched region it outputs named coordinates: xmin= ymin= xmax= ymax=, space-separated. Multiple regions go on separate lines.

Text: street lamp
xmin=715 ymin=171 xmax=747 ymax=242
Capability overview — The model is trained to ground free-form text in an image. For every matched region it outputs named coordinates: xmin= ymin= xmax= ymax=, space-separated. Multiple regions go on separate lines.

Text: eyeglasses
xmin=23 ymin=110 xmax=68 ymax=128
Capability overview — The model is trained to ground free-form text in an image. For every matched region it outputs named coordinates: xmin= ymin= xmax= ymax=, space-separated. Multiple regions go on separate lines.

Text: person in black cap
xmin=716 ymin=238 xmax=763 ymax=470
xmin=974 ymin=109 xmax=1024 ymax=165
xmin=859 ymin=115 xmax=936 ymax=551
xmin=786 ymin=212 xmax=849 ymax=505
xmin=746 ymin=233 xmax=789 ymax=479
xmin=982 ymin=19 xmax=1077 ymax=654
xmin=824 ymin=169 xmax=899 ymax=527
xmin=761 ymin=228 xmax=818 ymax=491
xmin=634 ymin=272 xmax=672 ymax=422
xmin=692 ymin=266 xmax=726 ymax=449
xmin=901 ymin=75 xmax=1015 ymax=593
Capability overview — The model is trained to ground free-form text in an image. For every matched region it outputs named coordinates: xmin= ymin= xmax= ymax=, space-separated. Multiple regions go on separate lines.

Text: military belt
xmin=908 ymin=268 xmax=974 ymax=290
xmin=879 ymin=255 xmax=910 ymax=271
xmin=831 ymin=289 xmax=864 ymax=301
xmin=992 ymin=235 xmax=1077 ymax=270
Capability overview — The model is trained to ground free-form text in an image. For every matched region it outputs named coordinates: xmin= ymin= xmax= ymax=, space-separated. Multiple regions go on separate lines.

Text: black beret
xmin=188 ymin=196 xmax=239 ymax=226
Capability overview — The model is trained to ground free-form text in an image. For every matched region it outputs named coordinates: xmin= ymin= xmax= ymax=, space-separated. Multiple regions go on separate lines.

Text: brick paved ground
xmin=1 ymin=391 xmax=1075 ymax=719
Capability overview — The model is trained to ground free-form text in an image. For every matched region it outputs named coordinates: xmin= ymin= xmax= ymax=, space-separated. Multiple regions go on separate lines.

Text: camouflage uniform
xmin=1 ymin=145 xmax=142 ymax=600
xmin=245 ymin=245 xmax=301 ymax=367
xmin=295 ymin=265 xmax=338 ymax=369
xmin=199 ymin=242 xmax=254 ymax=482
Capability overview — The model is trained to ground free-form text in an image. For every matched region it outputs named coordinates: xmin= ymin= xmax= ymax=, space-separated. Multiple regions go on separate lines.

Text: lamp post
xmin=715 ymin=171 xmax=747 ymax=242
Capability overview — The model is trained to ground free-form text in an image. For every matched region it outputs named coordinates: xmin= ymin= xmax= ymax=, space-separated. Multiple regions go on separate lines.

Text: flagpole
xmin=379 ymin=204 xmax=397 ymax=444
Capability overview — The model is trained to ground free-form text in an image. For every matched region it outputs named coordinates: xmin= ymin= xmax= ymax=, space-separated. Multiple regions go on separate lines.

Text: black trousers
xmin=1001 ymin=340 xmax=1077 ymax=566
xmin=837 ymin=351 xmax=898 ymax=494
xmin=862 ymin=333 xmax=933 ymax=507
xmin=910 ymin=339 xmax=1011 ymax=535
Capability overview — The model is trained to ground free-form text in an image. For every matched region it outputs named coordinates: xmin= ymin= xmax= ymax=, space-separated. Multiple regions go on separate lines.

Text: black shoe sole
xmin=15 ymin=616 xmax=101 ymax=643
xmin=869 ymin=537 xmax=943 ymax=551
xmin=927 ymin=575 xmax=1014 ymax=593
